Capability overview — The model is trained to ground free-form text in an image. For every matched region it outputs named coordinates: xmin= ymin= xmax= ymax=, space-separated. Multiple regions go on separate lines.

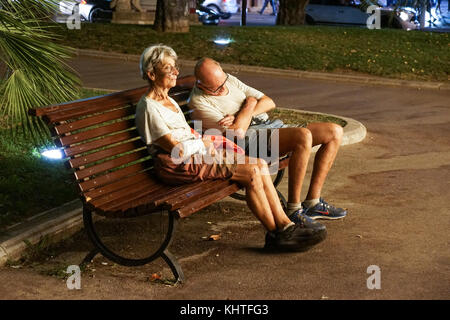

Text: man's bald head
xmin=194 ymin=58 xmax=226 ymax=90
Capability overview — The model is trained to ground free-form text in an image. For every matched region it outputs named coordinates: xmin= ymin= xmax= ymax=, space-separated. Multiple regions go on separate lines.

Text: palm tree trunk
xmin=154 ymin=0 xmax=190 ymax=32
xmin=277 ymin=0 xmax=309 ymax=25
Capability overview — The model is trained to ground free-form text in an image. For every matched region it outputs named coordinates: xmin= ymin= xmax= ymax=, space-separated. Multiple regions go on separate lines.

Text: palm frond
xmin=0 ymin=0 xmax=81 ymax=144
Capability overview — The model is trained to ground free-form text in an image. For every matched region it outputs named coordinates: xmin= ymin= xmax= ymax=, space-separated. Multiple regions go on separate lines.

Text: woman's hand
xmin=202 ymin=138 xmax=216 ymax=157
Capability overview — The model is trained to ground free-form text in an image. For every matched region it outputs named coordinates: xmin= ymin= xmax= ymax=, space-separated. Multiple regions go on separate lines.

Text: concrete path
xmin=0 ymin=56 xmax=449 ymax=300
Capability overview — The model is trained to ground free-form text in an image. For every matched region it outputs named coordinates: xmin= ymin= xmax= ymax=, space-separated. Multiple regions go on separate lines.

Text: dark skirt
xmin=154 ymin=149 xmax=239 ymax=186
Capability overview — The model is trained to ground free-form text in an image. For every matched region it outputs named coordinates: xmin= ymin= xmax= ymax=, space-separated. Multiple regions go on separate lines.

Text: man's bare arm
xmin=252 ymin=95 xmax=276 ymax=116
xmin=225 ymin=97 xmax=257 ymax=138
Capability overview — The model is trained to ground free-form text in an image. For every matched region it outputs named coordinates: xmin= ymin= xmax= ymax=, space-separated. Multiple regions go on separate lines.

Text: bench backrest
xmin=30 ymin=84 xmax=193 ymax=205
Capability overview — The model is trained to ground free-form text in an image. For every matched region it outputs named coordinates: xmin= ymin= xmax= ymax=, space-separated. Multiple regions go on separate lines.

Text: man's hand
xmin=218 ymin=114 xmax=235 ymax=128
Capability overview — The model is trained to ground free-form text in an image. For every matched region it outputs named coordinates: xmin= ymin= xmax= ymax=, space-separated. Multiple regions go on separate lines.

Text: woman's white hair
xmin=139 ymin=44 xmax=177 ymax=80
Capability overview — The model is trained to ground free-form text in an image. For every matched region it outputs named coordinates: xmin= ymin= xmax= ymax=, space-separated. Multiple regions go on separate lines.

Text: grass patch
xmin=0 ymin=88 xmax=108 ymax=230
xmin=54 ymin=23 xmax=449 ymax=81
xmin=269 ymin=108 xmax=347 ymax=127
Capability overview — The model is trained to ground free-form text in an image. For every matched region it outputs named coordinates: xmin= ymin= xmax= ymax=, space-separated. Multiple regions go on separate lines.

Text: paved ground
xmin=0 ymin=56 xmax=449 ymax=300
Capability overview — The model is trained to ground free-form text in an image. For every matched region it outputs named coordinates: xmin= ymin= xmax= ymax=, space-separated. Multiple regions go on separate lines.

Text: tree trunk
xmin=154 ymin=0 xmax=189 ymax=32
xmin=276 ymin=0 xmax=310 ymax=25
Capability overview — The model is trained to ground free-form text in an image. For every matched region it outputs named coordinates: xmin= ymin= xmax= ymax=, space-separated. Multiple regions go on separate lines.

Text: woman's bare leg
xmin=231 ymin=156 xmax=292 ymax=231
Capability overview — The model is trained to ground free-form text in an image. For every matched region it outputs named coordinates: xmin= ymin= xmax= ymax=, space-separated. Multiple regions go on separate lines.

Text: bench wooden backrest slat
xmin=40 ymin=87 xmax=148 ymax=123
xmin=59 ymin=118 xmax=136 ymax=147
xmin=53 ymin=106 xmax=136 ymax=135
xmin=30 ymin=87 xmax=148 ymax=118
xmin=79 ymin=160 xmax=152 ymax=192
xmin=62 ymin=131 xmax=139 ymax=157
xmin=68 ymin=139 xmax=146 ymax=169
xmin=74 ymin=149 xmax=149 ymax=181
xmin=42 ymin=87 xmax=190 ymax=124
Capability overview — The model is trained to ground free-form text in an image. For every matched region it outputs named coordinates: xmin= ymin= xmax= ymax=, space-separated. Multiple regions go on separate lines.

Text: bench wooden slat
xmin=68 ymin=139 xmax=146 ymax=169
xmin=42 ymin=87 xmax=147 ymax=123
xmin=88 ymin=178 xmax=162 ymax=209
xmin=53 ymin=105 xmax=136 ymax=135
xmin=41 ymin=87 xmax=191 ymax=124
xmin=78 ymin=160 xmax=152 ymax=192
xmin=96 ymin=182 xmax=171 ymax=213
xmin=74 ymin=149 xmax=149 ymax=180
xmin=59 ymin=119 xmax=136 ymax=147
xmin=167 ymin=179 xmax=239 ymax=211
xmin=153 ymin=179 xmax=220 ymax=207
xmin=176 ymin=182 xmax=241 ymax=218
xmin=83 ymin=170 xmax=154 ymax=200
xmin=106 ymin=180 xmax=210 ymax=214
xmin=29 ymin=87 xmax=147 ymax=118
xmin=62 ymin=131 xmax=139 ymax=157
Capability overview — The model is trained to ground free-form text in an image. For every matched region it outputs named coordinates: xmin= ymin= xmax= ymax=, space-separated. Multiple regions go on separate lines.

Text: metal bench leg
xmin=83 ymin=206 xmax=176 ymax=267
xmin=81 ymin=248 xmax=100 ymax=265
xmin=161 ymin=249 xmax=185 ymax=284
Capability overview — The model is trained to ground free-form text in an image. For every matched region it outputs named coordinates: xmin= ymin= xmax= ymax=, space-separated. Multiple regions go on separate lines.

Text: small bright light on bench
xmin=41 ymin=148 xmax=63 ymax=160
xmin=213 ymin=38 xmax=233 ymax=45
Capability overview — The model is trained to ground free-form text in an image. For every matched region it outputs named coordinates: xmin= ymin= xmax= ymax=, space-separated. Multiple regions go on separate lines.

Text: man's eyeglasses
xmin=198 ymin=73 xmax=229 ymax=94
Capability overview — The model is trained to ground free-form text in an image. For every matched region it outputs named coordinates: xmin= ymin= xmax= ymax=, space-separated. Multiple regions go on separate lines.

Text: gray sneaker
xmin=303 ymin=198 xmax=347 ymax=220
xmin=264 ymin=223 xmax=327 ymax=252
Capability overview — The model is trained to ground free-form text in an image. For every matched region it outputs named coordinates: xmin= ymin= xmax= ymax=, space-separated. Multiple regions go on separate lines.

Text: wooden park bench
xmin=29 ymin=76 xmax=290 ymax=283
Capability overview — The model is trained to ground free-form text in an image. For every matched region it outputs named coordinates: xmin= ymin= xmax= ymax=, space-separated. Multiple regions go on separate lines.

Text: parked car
xmin=201 ymin=0 xmax=239 ymax=19
xmin=197 ymin=5 xmax=222 ymax=25
xmin=305 ymin=0 xmax=419 ymax=30
xmin=59 ymin=0 xmax=112 ymax=22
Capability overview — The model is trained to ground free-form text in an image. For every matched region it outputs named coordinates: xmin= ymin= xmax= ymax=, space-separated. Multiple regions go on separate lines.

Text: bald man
xmin=188 ymin=58 xmax=347 ymax=222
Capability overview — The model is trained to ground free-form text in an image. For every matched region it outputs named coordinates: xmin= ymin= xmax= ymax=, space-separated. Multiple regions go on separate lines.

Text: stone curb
xmin=75 ymin=49 xmax=449 ymax=91
xmin=0 ymin=90 xmax=367 ymax=268
xmin=0 ymin=200 xmax=83 ymax=266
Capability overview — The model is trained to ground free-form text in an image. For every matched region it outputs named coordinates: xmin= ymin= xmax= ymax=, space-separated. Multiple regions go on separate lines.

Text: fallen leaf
xmin=209 ymin=234 xmax=221 ymax=241
xmin=150 ymin=273 xmax=161 ymax=281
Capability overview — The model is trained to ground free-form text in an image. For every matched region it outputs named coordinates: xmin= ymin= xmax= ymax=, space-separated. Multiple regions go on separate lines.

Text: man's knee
xmin=330 ymin=123 xmax=344 ymax=142
xmin=293 ymin=128 xmax=312 ymax=149
xmin=247 ymin=164 xmax=264 ymax=189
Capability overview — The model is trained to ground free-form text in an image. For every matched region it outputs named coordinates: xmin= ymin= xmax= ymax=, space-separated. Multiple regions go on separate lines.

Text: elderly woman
xmin=135 ymin=44 xmax=326 ymax=252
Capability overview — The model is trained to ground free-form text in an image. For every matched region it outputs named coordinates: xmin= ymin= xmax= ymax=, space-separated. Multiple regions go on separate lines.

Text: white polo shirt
xmin=188 ymin=74 xmax=268 ymax=131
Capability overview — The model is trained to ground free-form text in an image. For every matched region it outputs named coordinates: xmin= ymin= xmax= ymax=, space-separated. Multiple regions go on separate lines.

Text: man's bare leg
xmin=278 ymin=128 xmax=313 ymax=204
xmin=304 ymin=123 xmax=343 ymax=201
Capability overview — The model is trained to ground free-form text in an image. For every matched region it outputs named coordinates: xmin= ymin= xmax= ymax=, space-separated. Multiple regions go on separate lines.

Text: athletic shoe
xmin=288 ymin=208 xmax=327 ymax=231
xmin=302 ymin=198 xmax=347 ymax=220
xmin=264 ymin=222 xmax=327 ymax=252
